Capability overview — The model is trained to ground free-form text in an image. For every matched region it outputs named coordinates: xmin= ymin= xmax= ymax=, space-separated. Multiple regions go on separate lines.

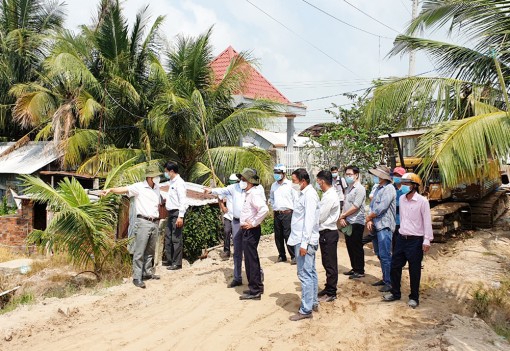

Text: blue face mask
xmin=373 ymin=176 xmax=379 ymax=184
xmin=400 ymin=185 xmax=411 ymax=195
xmin=273 ymin=173 xmax=283 ymax=181
xmin=331 ymin=172 xmax=338 ymax=178
xmin=345 ymin=175 xmax=355 ymax=184
xmin=393 ymin=176 xmax=402 ymax=184
xmin=164 ymin=172 xmax=170 ymax=180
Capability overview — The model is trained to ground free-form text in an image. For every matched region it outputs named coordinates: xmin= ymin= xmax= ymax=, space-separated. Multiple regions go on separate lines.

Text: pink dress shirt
xmin=240 ymin=186 xmax=269 ymax=227
xmin=398 ymin=192 xmax=434 ymax=246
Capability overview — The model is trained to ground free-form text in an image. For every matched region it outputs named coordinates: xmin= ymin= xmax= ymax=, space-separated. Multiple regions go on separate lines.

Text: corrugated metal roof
xmin=0 ymin=142 xmax=60 ymax=174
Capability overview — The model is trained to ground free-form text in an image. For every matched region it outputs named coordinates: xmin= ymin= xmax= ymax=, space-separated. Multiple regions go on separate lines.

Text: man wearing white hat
xmin=366 ymin=165 xmax=396 ymax=293
xmin=270 ymin=164 xmax=296 ymax=264
xmin=101 ymin=163 xmax=163 ymax=289
xmin=219 ymin=174 xmax=239 ymax=260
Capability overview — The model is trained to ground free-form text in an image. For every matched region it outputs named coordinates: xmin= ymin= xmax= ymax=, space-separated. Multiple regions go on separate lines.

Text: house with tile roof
xmin=210 ymin=46 xmax=307 ymax=169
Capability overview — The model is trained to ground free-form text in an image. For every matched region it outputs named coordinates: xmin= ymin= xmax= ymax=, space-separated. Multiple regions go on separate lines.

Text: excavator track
xmin=469 ymin=189 xmax=509 ymax=228
xmin=430 ymin=202 xmax=470 ymax=241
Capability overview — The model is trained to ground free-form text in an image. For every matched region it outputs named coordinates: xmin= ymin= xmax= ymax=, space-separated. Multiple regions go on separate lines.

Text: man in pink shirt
xmin=383 ymin=173 xmax=433 ymax=308
xmin=238 ymin=168 xmax=269 ymax=301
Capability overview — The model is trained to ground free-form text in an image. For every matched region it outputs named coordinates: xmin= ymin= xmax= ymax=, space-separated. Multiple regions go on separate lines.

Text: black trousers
xmin=242 ymin=225 xmax=264 ymax=295
xmin=274 ymin=212 xmax=294 ymax=259
xmin=319 ymin=229 xmax=339 ymax=296
xmin=165 ymin=210 xmax=183 ymax=266
xmin=390 ymin=235 xmax=424 ymax=302
xmin=392 ymin=225 xmax=400 ymax=253
xmin=344 ymin=223 xmax=365 ymax=274
xmin=223 ymin=218 xmax=232 ymax=253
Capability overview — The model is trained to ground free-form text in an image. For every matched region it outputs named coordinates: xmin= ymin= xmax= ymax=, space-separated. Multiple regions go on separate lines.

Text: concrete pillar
xmin=286 ymin=116 xmax=296 ymax=170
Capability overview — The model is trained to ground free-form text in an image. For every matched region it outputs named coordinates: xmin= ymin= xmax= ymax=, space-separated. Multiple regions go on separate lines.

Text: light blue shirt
xmin=288 ymin=184 xmax=320 ymax=249
xmin=369 ymin=182 xmax=396 ymax=232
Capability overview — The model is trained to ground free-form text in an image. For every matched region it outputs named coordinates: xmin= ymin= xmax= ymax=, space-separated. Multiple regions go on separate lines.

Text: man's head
xmin=392 ymin=167 xmax=406 ymax=187
xmin=228 ymin=173 xmax=239 ymax=185
xmin=273 ymin=164 xmax=286 ymax=182
xmin=291 ymin=168 xmax=310 ymax=191
xmin=344 ymin=165 xmax=360 ymax=185
xmin=240 ymin=168 xmax=260 ymax=190
xmin=368 ymin=165 xmax=391 ymax=185
xmin=316 ymin=170 xmax=333 ymax=192
xmin=400 ymin=172 xmax=422 ymax=194
xmin=164 ymin=161 xmax=179 ymax=180
xmin=145 ymin=164 xmax=162 ymax=186
xmin=330 ymin=166 xmax=339 ymax=178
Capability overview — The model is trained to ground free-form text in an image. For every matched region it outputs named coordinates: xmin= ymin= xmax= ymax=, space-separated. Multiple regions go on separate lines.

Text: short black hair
xmin=330 ymin=166 xmax=339 ymax=172
xmin=292 ymin=168 xmax=310 ymax=184
xmin=165 ymin=161 xmax=179 ymax=173
xmin=316 ymin=170 xmax=332 ymax=185
xmin=344 ymin=165 xmax=360 ymax=174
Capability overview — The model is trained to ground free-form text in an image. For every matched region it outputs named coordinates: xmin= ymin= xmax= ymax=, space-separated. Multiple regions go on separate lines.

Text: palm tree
xmin=0 ymin=0 xmax=66 ymax=139
xmin=365 ymin=0 xmax=510 ymax=186
xmin=22 ymin=175 xmax=128 ymax=279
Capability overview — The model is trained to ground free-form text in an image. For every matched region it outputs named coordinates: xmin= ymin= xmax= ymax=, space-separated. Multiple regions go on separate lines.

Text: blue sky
xmin=65 ymin=0 xmax=436 ymax=132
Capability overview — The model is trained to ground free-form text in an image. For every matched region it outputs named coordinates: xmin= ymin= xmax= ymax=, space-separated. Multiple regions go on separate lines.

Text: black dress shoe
xmin=228 ymin=280 xmax=242 ymax=288
xmin=161 ymin=261 xmax=171 ymax=266
xmin=371 ymin=280 xmax=385 ymax=286
xmin=132 ymin=279 xmax=146 ymax=288
xmin=379 ymin=284 xmax=392 ymax=292
xmin=167 ymin=265 xmax=182 ymax=271
xmin=239 ymin=293 xmax=261 ymax=300
xmin=277 ymin=256 xmax=287 ymax=263
xmin=343 ymin=270 xmax=354 ymax=276
xmin=318 ymin=289 xmax=328 ymax=297
xmin=243 ymin=289 xmax=264 ymax=295
xmin=142 ymin=275 xmax=160 ymax=280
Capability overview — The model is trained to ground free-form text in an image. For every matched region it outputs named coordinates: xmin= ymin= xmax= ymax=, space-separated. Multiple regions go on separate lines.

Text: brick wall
xmin=0 ymin=199 xmax=33 ymax=247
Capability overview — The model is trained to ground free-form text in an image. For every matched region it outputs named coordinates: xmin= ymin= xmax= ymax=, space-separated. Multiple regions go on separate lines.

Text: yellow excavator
xmin=380 ymin=129 xmax=509 ymax=241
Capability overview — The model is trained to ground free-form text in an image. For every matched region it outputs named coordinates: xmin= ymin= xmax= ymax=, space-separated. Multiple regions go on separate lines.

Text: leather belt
xmin=274 ymin=209 xmax=293 ymax=214
xmin=137 ymin=215 xmax=159 ymax=222
xmin=319 ymin=229 xmax=336 ymax=235
xmin=399 ymin=234 xmax=423 ymax=240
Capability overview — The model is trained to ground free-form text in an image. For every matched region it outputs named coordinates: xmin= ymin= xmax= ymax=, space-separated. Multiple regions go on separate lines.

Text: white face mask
xmin=291 ymin=183 xmax=301 ymax=192
xmin=152 ymin=176 xmax=160 ymax=185
xmin=239 ymin=181 xmax=248 ymax=190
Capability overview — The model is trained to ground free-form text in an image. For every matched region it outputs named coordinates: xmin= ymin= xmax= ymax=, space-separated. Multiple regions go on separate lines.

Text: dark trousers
xmin=274 ymin=212 xmax=294 ymax=260
xmin=344 ymin=223 xmax=365 ymax=274
xmin=392 ymin=225 xmax=400 ymax=253
xmin=223 ymin=218 xmax=232 ymax=253
xmin=165 ymin=210 xmax=183 ymax=266
xmin=319 ymin=229 xmax=339 ymax=296
xmin=242 ymin=225 xmax=264 ymax=295
xmin=390 ymin=235 xmax=424 ymax=302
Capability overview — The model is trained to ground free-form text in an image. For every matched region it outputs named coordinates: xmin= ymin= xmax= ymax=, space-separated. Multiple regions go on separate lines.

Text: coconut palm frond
xmin=60 ymin=129 xmax=100 ymax=168
xmin=10 ymin=89 xmax=56 ymax=128
xmin=188 ymin=161 xmax=223 ymax=187
xmin=78 ymin=147 xmax=147 ymax=176
xmin=103 ymin=156 xmax=138 ymax=188
xmin=76 ymin=91 xmax=102 ymax=128
xmin=416 ymin=111 xmax=510 ymax=186
xmin=45 ymin=52 xmax=99 ymax=89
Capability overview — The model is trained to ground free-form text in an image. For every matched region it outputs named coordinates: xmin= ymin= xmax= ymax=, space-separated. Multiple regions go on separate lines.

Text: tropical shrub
xmin=182 ymin=204 xmax=223 ymax=262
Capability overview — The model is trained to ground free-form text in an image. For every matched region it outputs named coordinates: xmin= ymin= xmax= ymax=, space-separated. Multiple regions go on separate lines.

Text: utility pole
xmin=408 ymin=0 xmax=419 ymax=76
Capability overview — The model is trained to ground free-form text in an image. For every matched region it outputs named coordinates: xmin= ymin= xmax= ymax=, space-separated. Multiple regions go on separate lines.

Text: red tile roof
xmin=210 ymin=46 xmax=296 ymax=105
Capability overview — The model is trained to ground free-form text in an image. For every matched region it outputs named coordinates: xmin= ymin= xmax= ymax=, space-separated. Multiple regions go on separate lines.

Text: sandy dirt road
xmin=1 ymin=224 xmax=510 ymax=351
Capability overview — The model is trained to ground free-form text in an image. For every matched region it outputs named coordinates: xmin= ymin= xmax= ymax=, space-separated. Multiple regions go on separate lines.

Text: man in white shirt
xmin=316 ymin=170 xmax=340 ymax=303
xmin=161 ymin=161 xmax=187 ymax=271
xmin=288 ymin=168 xmax=320 ymax=321
xmin=238 ymin=168 xmax=269 ymax=300
xmin=269 ymin=164 xmax=295 ymax=264
xmin=218 ymin=174 xmax=239 ymax=260
xmin=331 ymin=166 xmax=347 ymax=211
xmin=101 ymin=164 xmax=163 ymax=289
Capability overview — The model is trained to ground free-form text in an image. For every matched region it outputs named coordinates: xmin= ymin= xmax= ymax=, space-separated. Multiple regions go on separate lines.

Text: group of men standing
xmin=102 ymin=160 xmax=433 ymax=319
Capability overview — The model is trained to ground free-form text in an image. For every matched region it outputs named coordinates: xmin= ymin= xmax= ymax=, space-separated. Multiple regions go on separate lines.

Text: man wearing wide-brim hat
xmin=101 ymin=163 xmax=163 ymax=289
xmin=238 ymin=168 xmax=269 ymax=300
xmin=366 ymin=165 xmax=396 ymax=293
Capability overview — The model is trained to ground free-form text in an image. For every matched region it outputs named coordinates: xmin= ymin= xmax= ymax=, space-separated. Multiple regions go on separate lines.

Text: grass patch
xmin=0 ymin=247 xmax=23 ymax=262
xmin=471 ymin=279 xmax=510 ymax=340
xmin=0 ymin=292 xmax=34 ymax=314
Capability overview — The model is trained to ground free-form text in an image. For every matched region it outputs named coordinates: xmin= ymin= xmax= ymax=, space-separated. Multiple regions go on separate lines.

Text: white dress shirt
xmin=240 ymin=186 xmax=269 ymax=227
xmin=165 ymin=174 xmax=188 ymax=217
xmin=319 ymin=187 xmax=340 ymax=231
xmin=219 ymin=194 xmax=234 ymax=221
xmin=334 ymin=176 xmax=347 ymax=202
xmin=288 ymin=184 xmax=320 ymax=249
xmin=127 ymin=180 xmax=161 ymax=219
xmin=269 ymin=178 xmax=295 ymax=211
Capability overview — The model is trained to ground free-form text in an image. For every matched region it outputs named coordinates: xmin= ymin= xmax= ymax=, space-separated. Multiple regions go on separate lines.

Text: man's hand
xmin=299 ymin=247 xmax=307 ymax=256
xmin=100 ymin=189 xmax=112 ymax=197
xmin=339 ymin=218 xmax=347 ymax=228
xmin=241 ymin=222 xmax=254 ymax=230
xmin=423 ymin=244 xmax=430 ymax=253
xmin=176 ymin=217 xmax=184 ymax=228
xmin=203 ymin=187 xmax=212 ymax=194
xmin=366 ymin=220 xmax=373 ymax=232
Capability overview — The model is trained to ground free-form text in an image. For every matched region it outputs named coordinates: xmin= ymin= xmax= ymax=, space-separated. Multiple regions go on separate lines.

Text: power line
xmin=244 ymin=0 xmax=362 ymax=78
xmin=341 ymin=0 xmax=400 ymax=33
xmin=399 ymin=0 xmax=412 ymax=15
xmin=300 ymin=0 xmax=393 ymax=40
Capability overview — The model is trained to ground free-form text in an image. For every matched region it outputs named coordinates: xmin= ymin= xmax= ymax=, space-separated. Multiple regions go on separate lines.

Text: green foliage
xmin=0 ymin=196 xmax=15 ymax=215
xmin=21 ymin=175 xmax=131 ymax=279
xmin=183 ymin=205 xmax=222 ymax=262
xmin=471 ymin=280 xmax=510 ymax=340
xmin=303 ymin=94 xmax=393 ymax=171
xmin=0 ymin=292 xmax=34 ymax=314
xmin=261 ymin=212 xmax=274 ymax=236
